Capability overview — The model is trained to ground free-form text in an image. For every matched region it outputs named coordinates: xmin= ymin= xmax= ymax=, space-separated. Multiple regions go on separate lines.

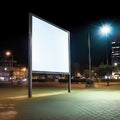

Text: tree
xmin=97 ymin=64 xmax=114 ymax=78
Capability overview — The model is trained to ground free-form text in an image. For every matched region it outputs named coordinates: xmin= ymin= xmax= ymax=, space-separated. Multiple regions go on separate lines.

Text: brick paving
xmin=0 ymin=82 xmax=120 ymax=120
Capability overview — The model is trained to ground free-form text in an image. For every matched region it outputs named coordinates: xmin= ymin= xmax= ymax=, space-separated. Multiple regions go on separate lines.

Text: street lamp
xmin=99 ymin=24 xmax=112 ymax=65
xmin=5 ymin=50 xmax=14 ymax=71
xmin=99 ymin=23 xmax=112 ymax=86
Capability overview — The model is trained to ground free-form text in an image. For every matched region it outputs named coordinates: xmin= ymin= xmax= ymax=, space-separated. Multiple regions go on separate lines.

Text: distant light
xmin=21 ymin=67 xmax=27 ymax=72
xmin=99 ymin=24 xmax=112 ymax=36
xmin=105 ymin=75 xmax=108 ymax=79
xmin=114 ymin=62 xmax=117 ymax=66
xmin=105 ymin=75 xmax=111 ymax=79
xmin=4 ymin=67 xmax=7 ymax=71
xmin=76 ymin=72 xmax=81 ymax=77
xmin=5 ymin=51 xmax=11 ymax=56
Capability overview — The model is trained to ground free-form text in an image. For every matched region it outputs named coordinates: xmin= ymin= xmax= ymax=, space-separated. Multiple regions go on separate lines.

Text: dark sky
xmin=1 ymin=1 xmax=120 ymax=67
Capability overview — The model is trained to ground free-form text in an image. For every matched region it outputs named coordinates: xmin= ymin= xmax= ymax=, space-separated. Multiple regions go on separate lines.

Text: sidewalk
xmin=0 ymin=82 xmax=120 ymax=120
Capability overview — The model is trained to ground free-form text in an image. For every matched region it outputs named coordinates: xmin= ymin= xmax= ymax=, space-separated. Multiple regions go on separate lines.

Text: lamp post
xmin=88 ymin=32 xmax=91 ymax=79
xmin=99 ymin=24 xmax=112 ymax=65
xmin=5 ymin=50 xmax=14 ymax=72
xmin=99 ymin=24 xmax=112 ymax=86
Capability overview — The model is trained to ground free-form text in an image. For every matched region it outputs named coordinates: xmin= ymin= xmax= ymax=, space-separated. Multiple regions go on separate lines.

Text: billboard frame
xmin=28 ymin=13 xmax=71 ymax=98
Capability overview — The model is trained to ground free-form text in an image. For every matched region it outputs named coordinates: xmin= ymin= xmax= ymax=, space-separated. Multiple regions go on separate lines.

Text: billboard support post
xmin=28 ymin=13 xmax=32 ymax=98
xmin=68 ymin=74 xmax=71 ymax=92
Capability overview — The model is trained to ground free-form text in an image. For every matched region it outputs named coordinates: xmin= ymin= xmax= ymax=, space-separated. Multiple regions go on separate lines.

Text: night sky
xmin=1 ymin=1 xmax=120 ymax=67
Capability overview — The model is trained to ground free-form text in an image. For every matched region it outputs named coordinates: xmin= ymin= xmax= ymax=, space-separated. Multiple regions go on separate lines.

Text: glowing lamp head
xmin=5 ymin=51 xmax=11 ymax=56
xmin=99 ymin=24 xmax=112 ymax=36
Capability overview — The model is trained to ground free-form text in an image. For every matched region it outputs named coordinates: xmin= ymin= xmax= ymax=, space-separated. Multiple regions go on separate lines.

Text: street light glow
xmin=5 ymin=51 xmax=11 ymax=57
xmin=98 ymin=23 xmax=112 ymax=65
xmin=99 ymin=24 xmax=112 ymax=36
xmin=5 ymin=50 xmax=14 ymax=72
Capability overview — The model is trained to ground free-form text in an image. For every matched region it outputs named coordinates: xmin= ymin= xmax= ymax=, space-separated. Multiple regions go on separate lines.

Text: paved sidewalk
xmin=0 ymin=83 xmax=120 ymax=120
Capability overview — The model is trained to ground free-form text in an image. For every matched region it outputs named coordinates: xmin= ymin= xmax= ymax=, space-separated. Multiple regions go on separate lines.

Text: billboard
xmin=29 ymin=14 xmax=70 ymax=74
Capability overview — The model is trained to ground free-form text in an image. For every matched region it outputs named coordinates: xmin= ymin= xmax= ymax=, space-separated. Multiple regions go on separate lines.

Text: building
xmin=111 ymin=39 xmax=120 ymax=66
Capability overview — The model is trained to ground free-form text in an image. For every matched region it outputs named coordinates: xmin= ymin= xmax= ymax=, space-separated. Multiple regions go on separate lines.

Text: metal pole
xmin=28 ymin=13 xmax=32 ymax=98
xmin=68 ymin=74 xmax=71 ymax=92
xmin=12 ymin=54 xmax=14 ymax=71
xmin=88 ymin=32 xmax=91 ymax=79
xmin=106 ymin=36 xmax=109 ymax=65
xmin=106 ymin=35 xmax=109 ymax=86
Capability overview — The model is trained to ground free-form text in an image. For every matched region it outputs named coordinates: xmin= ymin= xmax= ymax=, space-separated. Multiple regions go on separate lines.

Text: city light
xmin=5 ymin=51 xmax=12 ymax=57
xmin=114 ymin=62 xmax=118 ymax=66
xmin=99 ymin=24 xmax=112 ymax=36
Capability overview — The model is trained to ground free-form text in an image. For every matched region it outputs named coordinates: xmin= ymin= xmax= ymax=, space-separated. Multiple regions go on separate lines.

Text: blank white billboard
xmin=30 ymin=14 xmax=70 ymax=73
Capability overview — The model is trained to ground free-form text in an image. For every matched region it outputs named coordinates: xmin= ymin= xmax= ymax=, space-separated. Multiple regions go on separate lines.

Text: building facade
xmin=111 ymin=39 xmax=120 ymax=66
